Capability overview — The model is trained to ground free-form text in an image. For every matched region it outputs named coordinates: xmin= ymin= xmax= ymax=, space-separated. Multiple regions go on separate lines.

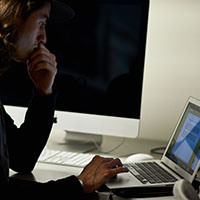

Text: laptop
xmin=105 ymin=97 xmax=200 ymax=197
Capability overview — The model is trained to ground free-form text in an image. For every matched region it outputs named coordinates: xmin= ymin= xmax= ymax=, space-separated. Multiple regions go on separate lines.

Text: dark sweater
xmin=0 ymin=90 xmax=85 ymax=199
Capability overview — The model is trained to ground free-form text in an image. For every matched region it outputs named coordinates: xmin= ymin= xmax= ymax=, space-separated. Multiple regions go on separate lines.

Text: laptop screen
xmin=166 ymin=102 xmax=200 ymax=175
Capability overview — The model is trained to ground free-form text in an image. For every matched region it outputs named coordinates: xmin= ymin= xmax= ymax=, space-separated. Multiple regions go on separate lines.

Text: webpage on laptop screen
xmin=166 ymin=103 xmax=200 ymax=174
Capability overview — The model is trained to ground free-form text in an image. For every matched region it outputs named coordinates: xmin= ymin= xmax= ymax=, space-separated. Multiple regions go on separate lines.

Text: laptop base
xmin=111 ymin=185 xmax=173 ymax=198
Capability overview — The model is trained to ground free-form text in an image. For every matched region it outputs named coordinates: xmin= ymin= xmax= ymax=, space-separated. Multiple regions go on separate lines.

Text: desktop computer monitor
xmin=0 ymin=0 xmax=149 ymax=143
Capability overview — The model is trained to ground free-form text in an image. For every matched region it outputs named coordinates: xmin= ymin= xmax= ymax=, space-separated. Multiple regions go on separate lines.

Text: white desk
xmin=10 ymin=130 xmax=174 ymax=200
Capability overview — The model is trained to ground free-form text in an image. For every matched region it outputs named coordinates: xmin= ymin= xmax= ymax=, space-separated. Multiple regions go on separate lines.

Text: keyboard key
xmin=125 ymin=162 xmax=177 ymax=184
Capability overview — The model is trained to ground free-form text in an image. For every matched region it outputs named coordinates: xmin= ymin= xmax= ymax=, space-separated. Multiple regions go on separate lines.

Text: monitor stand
xmin=64 ymin=131 xmax=103 ymax=152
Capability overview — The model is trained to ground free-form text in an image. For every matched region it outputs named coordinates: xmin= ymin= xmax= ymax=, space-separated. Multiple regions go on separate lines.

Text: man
xmin=0 ymin=0 xmax=128 ymax=198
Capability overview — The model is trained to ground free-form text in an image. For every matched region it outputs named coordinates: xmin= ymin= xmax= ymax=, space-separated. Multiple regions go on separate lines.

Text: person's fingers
xmin=105 ymin=158 xmax=123 ymax=168
xmin=28 ymin=43 xmax=56 ymax=71
xmin=103 ymin=157 xmax=115 ymax=163
xmin=105 ymin=166 xmax=129 ymax=179
xmin=113 ymin=166 xmax=129 ymax=173
xmin=29 ymin=43 xmax=50 ymax=61
xmin=28 ymin=61 xmax=57 ymax=73
xmin=28 ymin=54 xmax=57 ymax=71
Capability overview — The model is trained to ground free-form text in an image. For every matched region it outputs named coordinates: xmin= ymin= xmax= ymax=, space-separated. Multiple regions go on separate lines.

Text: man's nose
xmin=37 ymin=29 xmax=47 ymax=44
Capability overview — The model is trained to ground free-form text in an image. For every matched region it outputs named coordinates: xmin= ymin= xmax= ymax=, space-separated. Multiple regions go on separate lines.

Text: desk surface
xmin=10 ymin=130 xmax=174 ymax=200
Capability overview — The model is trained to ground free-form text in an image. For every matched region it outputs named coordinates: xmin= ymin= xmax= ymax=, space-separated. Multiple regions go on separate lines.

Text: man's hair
xmin=0 ymin=0 xmax=48 ymax=74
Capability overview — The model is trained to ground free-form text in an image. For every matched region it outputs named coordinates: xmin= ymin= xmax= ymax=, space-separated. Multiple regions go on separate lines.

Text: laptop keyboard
xmin=124 ymin=162 xmax=178 ymax=184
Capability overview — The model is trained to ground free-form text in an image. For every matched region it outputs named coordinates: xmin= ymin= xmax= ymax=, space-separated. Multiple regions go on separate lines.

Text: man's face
xmin=14 ymin=2 xmax=51 ymax=62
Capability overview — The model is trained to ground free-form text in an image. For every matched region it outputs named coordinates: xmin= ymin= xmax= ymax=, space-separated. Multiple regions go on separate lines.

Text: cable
xmin=150 ymin=147 xmax=166 ymax=155
xmin=90 ymin=138 xmax=126 ymax=154
xmin=53 ymin=134 xmax=125 ymax=154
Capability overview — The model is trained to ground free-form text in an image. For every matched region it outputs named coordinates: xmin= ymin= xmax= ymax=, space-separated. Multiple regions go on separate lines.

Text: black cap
xmin=49 ymin=0 xmax=75 ymax=23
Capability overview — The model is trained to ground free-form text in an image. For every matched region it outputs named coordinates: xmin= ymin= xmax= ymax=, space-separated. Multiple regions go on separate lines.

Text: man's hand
xmin=27 ymin=43 xmax=57 ymax=96
xmin=77 ymin=155 xmax=129 ymax=193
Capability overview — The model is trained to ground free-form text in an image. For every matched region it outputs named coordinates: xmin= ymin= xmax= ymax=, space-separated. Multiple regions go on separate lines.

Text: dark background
xmin=0 ymin=0 xmax=149 ymax=118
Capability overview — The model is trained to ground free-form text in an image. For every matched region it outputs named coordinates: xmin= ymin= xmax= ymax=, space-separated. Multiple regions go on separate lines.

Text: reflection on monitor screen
xmin=0 ymin=0 xmax=149 ymax=143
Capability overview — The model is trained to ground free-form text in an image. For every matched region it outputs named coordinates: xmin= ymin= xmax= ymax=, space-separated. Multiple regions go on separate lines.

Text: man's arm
xmin=6 ymin=42 xmax=58 ymax=173
xmin=5 ymin=89 xmax=57 ymax=173
xmin=6 ymin=175 xmax=85 ymax=199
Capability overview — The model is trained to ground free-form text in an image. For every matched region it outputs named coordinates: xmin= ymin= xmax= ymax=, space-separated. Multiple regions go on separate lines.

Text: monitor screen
xmin=0 ymin=0 xmax=149 ymax=139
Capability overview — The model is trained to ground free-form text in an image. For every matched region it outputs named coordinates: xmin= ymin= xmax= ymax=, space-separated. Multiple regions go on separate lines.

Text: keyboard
xmin=124 ymin=162 xmax=178 ymax=184
xmin=38 ymin=148 xmax=95 ymax=168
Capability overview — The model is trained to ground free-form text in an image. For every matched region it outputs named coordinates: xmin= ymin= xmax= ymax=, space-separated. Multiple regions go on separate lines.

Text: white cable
xmin=90 ymin=138 xmax=125 ymax=154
